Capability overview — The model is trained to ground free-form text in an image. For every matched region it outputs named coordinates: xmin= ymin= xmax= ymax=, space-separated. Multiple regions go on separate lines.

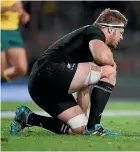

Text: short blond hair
xmin=94 ymin=8 xmax=128 ymax=27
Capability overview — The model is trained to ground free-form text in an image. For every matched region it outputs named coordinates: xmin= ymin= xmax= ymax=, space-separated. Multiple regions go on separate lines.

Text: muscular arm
xmin=1 ymin=1 xmax=30 ymax=24
xmin=1 ymin=1 xmax=25 ymax=14
xmin=12 ymin=1 xmax=26 ymax=15
xmin=89 ymin=40 xmax=115 ymax=66
xmin=13 ymin=1 xmax=30 ymax=24
xmin=1 ymin=7 xmax=13 ymax=13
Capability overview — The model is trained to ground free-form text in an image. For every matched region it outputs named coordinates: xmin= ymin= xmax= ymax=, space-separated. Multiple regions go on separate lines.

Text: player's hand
xmin=100 ymin=65 xmax=116 ymax=79
xmin=20 ymin=12 xmax=30 ymax=24
xmin=113 ymin=61 xmax=117 ymax=69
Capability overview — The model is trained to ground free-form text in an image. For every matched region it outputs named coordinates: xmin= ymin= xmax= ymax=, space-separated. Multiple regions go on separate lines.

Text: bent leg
xmin=57 ymin=105 xmax=87 ymax=134
xmin=4 ymin=47 xmax=28 ymax=80
xmin=68 ymin=62 xmax=102 ymax=93
xmin=87 ymin=65 xmax=117 ymax=130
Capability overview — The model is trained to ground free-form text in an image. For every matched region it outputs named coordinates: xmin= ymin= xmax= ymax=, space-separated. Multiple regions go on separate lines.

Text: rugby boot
xmin=84 ymin=124 xmax=120 ymax=136
xmin=9 ymin=106 xmax=33 ymax=135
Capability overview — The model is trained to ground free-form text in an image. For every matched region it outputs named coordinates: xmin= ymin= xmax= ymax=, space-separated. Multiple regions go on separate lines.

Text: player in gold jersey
xmin=1 ymin=0 xmax=30 ymax=82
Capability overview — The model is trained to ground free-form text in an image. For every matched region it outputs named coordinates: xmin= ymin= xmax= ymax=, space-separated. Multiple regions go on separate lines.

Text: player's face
xmin=110 ymin=28 xmax=124 ymax=48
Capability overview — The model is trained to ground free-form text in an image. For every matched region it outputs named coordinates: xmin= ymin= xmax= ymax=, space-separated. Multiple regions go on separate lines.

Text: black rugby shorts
xmin=28 ymin=61 xmax=78 ymax=117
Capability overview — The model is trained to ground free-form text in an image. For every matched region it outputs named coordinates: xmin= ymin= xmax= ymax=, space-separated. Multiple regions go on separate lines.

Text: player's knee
xmin=72 ymin=126 xmax=85 ymax=134
xmin=1 ymin=68 xmax=5 ymax=75
xmin=66 ymin=114 xmax=88 ymax=134
xmin=15 ymin=63 xmax=28 ymax=75
xmin=101 ymin=65 xmax=117 ymax=79
xmin=108 ymin=67 xmax=117 ymax=79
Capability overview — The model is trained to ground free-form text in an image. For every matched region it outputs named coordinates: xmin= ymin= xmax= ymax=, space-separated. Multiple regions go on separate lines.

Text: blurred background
xmin=1 ymin=1 xmax=140 ymax=102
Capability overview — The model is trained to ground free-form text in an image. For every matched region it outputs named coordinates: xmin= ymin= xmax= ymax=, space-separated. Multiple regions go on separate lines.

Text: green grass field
xmin=1 ymin=100 xmax=140 ymax=151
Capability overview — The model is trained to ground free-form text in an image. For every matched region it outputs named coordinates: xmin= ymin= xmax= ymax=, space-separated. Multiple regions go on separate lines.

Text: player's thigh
xmin=1 ymin=52 xmax=8 ymax=74
xmin=29 ymin=78 xmax=79 ymax=119
xmin=68 ymin=63 xmax=90 ymax=93
xmin=6 ymin=29 xmax=27 ymax=68
xmin=7 ymin=47 xmax=28 ymax=70
xmin=68 ymin=62 xmax=102 ymax=93
xmin=32 ymin=92 xmax=87 ymax=134
xmin=57 ymin=103 xmax=84 ymax=122
xmin=47 ymin=94 xmax=80 ymax=119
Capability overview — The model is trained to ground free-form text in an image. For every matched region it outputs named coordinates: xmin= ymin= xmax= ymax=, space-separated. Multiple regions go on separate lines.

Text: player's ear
xmin=108 ymin=28 xmax=113 ymax=34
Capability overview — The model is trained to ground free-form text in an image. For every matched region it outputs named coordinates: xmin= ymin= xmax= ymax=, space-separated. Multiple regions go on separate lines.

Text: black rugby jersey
xmin=39 ymin=25 xmax=105 ymax=63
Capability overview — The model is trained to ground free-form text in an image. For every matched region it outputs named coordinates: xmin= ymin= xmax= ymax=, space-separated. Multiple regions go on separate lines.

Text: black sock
xmin=87 ymin=81 xmax=114 ymax=130
xmin=27 ymin=113 xmax=70 ymax=134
